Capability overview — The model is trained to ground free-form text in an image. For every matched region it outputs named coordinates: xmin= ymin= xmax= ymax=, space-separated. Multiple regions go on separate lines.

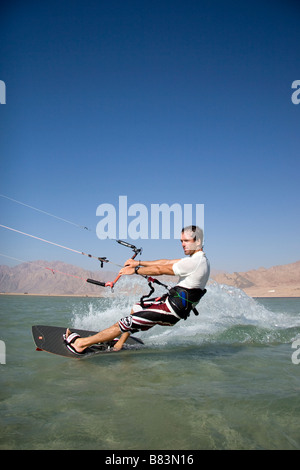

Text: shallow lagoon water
xmin=0 ymin=283 xmax=299 ymax=450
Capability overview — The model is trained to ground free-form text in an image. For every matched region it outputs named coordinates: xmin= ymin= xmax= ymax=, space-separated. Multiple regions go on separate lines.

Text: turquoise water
xmin=0 ymin=283 xmax=300 ymax=450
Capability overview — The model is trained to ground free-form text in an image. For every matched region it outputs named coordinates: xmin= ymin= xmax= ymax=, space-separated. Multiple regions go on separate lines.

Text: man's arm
xmin=135 ymin=264 xmax=175 ymax=276
xmin=120 ymin=258 xmax=180 ymax=277
xmin=124 ymin=258 xmax=180 ymax=268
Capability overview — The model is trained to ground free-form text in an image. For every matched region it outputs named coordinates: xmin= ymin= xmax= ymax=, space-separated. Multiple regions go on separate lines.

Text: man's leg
xmin=65 ymin=322 xmax=122 ymax=353
xmin=113 ymin=332 xmax=130 ymax=351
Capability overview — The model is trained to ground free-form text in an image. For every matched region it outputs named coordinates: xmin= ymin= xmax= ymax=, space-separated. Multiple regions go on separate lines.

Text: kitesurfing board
xmin=32 ymin=325 xmax=144 ymax=359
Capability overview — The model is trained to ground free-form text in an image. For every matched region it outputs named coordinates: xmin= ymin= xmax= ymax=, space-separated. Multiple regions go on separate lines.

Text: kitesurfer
xmin=64 ymin=226 xmax=210 ymax=354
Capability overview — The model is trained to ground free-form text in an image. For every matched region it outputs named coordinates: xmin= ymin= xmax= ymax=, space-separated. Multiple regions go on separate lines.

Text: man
xmin=64 ymin=225 xmax=210 ymax=354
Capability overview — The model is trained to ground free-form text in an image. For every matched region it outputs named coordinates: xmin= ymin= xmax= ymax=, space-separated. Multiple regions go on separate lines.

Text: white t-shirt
xmin=172 ymin=251 xmax=210 ymax=290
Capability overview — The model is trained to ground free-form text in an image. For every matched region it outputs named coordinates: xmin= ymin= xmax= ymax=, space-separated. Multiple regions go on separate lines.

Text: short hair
xmin=181 ymin=225 xmax=203 ymax=247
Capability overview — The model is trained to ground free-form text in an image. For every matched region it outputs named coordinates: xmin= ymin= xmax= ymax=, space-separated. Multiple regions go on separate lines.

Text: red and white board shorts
xmin=118 ymin=298 xmax=180 ymax=333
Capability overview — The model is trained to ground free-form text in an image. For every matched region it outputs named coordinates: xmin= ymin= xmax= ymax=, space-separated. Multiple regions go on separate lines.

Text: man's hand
xmin=124 ymin=258 xmax=139 ymax=268
xmin=119 ymin=266 xmax=135 ymax=276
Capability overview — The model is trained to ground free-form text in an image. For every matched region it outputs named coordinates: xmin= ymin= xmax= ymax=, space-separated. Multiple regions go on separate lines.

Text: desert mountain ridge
xmin=0 ymin=260 xmax=117 ymax=296
xmin=0 ymin=259 xmax=299 ymax=297
xmin=211 ymin=260 xmax=300 ymax=297
xmin=0 ymin=259 xmax=175 ymax=297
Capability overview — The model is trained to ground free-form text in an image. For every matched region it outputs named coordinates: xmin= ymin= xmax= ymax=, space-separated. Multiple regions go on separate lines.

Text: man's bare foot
xmin=65 ymin=328 xmax=86 ymax=354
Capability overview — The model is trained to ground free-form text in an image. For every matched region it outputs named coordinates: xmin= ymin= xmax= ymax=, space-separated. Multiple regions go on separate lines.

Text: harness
xmin=168 ymin=285 xmax=207 ymax=320
xmin=139 ymin=277 xmax=206 ymax=320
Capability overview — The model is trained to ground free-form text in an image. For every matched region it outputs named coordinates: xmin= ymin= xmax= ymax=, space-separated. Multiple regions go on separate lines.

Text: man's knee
xmin=113 ymin=322 xmax=122 ymax=332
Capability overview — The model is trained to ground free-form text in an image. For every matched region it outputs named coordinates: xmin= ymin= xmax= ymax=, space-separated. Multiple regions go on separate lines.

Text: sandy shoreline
xmin=242 ymin=286 xmax=300 ymax=298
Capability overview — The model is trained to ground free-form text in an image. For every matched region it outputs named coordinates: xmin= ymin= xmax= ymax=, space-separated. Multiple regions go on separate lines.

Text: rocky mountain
xmin=0 ymin=260 xmax=176 ymax=297
xmin=211 ymin=260 xmax=300 ymax=297
xmin=0 ymin=260 xmax=118 ymax=296
xmin=0 ymin=259 xmax=299 ymax=297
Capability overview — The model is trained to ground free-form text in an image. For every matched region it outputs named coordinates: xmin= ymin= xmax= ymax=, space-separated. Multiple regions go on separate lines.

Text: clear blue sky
xmin=0 ymin=0 xmax=299 ymax=273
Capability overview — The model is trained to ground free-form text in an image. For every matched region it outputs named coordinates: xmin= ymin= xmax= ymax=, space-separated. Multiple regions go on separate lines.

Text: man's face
xmin=180 ymin=230 xmax=201 ymax=255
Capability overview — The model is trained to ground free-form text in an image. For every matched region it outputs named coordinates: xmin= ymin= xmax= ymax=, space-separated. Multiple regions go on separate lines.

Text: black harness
xmin=167 ymin=285 xmax=207 ymax=320
xmin=139 ymin=277 xmax=206 ymax=320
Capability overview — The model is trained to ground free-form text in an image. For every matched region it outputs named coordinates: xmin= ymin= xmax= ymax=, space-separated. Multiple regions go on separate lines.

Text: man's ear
xmin=195 ymin=237 xmax=202 ymax=249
